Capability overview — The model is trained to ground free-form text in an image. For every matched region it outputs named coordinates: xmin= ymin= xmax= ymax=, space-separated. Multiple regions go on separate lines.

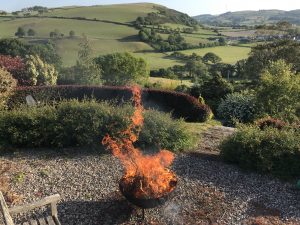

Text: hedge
xmin=8 ymin=85 xmax=212 ymax=122
xmin=0 ymin=100 xmax=195 ymax=151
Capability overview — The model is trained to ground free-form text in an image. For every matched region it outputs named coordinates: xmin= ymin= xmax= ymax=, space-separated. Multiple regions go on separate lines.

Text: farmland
xmin=0 ymin=3 xmax=251 ymax=69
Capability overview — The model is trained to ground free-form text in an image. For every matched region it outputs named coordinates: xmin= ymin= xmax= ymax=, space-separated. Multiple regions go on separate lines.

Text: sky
xmin=0 ymin=0 xmax=300 ymax=16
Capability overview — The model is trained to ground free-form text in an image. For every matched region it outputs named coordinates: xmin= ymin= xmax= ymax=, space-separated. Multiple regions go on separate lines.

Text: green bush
xmin=0 ymin=100 xmax=194 ymax=151
xmin=0 ymin=68 xmax=16 ymax=108
xmin=220 ymin=125 xmax=300 ymax=179
xmin=140 ymin=110 xmax=196 ymax=151
xmin=217 ymin=91 xmax=256 ymax=126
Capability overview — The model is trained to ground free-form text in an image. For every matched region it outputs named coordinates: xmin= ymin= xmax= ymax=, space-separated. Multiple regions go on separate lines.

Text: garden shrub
xmin=8 ymin=85 xmax=212 ymax=122
xmin=0 ymin=68 xmax=17 ymax=108
xmin=220 ymin=125 xmax=300 ymax=179
xmin=0 ymin=55 xmax=26 ymax=85
xmin=256 ymin=117 xmax=287 ymax=130
xmin=217 ymin=91 xmax=256 ymax=126
xmin=0 ymin=100 xmax=194 ymax=151
xmin=191 ymin=74 xmax=234 ymax=113
xmin=139 ymin=110 xmax=197 ymax=151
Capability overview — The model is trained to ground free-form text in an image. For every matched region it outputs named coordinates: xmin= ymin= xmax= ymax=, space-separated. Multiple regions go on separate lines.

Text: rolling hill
xmin=0 ymin=3 xmax=250 ymax=68
xmin=194 ymin=9 xmax=300 ymax=26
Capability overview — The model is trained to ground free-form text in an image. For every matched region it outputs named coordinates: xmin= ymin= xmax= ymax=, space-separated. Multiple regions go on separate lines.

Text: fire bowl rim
xmin=119 ymin=176 xmax=177 ymax=209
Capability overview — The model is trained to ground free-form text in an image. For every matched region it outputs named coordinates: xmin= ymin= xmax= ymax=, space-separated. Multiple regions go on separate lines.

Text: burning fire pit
xmin=102 ymin=86 xmax=178 ymax=214
xmin=119 ymin=174 xmax=177 ymax=209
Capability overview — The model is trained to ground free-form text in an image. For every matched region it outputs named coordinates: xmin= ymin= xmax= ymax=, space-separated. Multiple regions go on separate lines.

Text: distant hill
xmin=0 ymin=3 xmax=250 ymax=68
xmin=194 ymin=10 xmax=300 ymax=26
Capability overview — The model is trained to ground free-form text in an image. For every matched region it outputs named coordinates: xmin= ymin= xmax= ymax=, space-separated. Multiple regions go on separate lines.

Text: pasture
xmin=177 ymin=46 xmax=251 ymax=64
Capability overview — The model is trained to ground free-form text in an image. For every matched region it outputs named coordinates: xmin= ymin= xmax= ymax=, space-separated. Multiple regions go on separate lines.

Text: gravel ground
xmin=0 ymin=126 xmax=299 ymax=225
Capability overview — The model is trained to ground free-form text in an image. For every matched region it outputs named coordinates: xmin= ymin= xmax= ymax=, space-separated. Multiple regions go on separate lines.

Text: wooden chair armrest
xmin=0 ymin=191 xmax=14 ymax=225
xmin=9 ymin=194 xmax=60 ymax=217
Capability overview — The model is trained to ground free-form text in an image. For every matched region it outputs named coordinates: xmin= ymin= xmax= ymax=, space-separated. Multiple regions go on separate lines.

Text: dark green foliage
xmin=28 ymin=41 xmax=62 ymax=69
xmin=191 ymin=74 xmax=234 ymax=113
xmin=8 ymin=85 xmax=211 ymax=122
xmin=27 ymin=29 xmax=36 ymax=36
xmin=135 ymin=6 xmax=198 ymax=27
xmin=138 ymin=28 xmax=198 ymax=52
xmin=69 ymin=30 xmax=76 ymax=38
xmin=256 ymin=117 xmax=287 ymax=130
xmin=203 ymin=52 xmax=222 ymax=64
xmin=15 ymin=27 xmax=26 ymax=38
xmin=220 ymin=125 xmax=300 ymax=179
xmin=150 ymin=68 xmax=177 ymax=79
xmin=175 ymin=84 xmax=190 ymax=93
xmin=0 ymin=101 xmax=195 ymax=151
xmin=0 ymin=38 xmax=62 ymax=70
xmin=0 ymin=39 xmax=28 ymax=57
xmin=217 ymin=91 xmax=257 ymax=126
xmin=139 ymin=110 xmax=196 ymax=151
xmin=94 ymin=52 xmax=149 ymax=85
xmin=244 ymin=40 xmax=300 ymax=80
xmin=255 ymin=60 xmax=300 ymax=122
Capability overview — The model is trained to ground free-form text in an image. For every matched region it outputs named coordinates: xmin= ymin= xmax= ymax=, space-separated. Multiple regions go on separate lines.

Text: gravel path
xmin=1 ymin=147 xmax=299 ymax=225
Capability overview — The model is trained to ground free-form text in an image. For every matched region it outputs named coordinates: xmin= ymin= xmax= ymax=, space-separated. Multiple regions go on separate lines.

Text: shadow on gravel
xmin=0 ymin=147 xmax=109 ymax=160
xmin=58 ymin=199 xmax=134 ymax=225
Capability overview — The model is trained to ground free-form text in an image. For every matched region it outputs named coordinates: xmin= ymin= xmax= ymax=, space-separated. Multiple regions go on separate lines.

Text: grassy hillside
xmin=194 ymin=9 xmax=300 ymax=26
xmin=0 ymin=3 xmax=250 ymax=68
xmin=43 ymin=3 xmax=157 ymax=23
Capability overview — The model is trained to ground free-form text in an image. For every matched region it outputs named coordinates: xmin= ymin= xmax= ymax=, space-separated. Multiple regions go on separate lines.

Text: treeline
xmin=138 ymin=28 xmax=225 ymax=52
xmin=135 ymin=5 xmax=198 ymax=27
xmin=139 ymin=28 xmax=195 ymax=51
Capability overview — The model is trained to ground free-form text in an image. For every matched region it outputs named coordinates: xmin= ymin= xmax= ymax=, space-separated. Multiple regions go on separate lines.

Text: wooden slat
xmin=29 ymin=219 xmax=38 ymax=225
xmin=52 ymin=216 xmax=61 ymax=225
xmin=0 ymin=191 xmax=14 ymax=225
xmin=9 ymin=195 xmax=60 ymax=215
xmin=37 ymin=218 xmax=46 ymax=225
xmin=45 ymin=216 xmax=56 ymax=225
xmin=50 ymin=202 xmax=57 ymax=218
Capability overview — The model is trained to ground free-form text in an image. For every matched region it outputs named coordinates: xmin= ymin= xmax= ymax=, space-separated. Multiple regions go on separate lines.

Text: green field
xmin=149 ymin=77 xmax=193 ymax=90
xmin=0 ymin=3 xmax=252 ymax=69
xmin=44 ymin=3 xmax=157 ymax=23
xmin=177 ymin=46 xmax=251 ymax=64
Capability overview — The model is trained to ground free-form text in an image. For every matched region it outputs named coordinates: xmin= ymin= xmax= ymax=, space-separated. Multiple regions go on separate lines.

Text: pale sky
xmin=0 ymin=0 xmax=300 ymax=16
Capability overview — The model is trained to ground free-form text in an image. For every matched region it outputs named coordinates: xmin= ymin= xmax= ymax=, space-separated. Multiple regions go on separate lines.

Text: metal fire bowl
xmin=119 ymin=178 xmax=177 ymax=209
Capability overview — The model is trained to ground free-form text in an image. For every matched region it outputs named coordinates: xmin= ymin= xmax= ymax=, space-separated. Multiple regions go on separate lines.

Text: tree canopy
xmin=244 ymin=40 xmax=300 ymax=80
xmin=94 ymin=52 xmax=149 ymax=86
xmin=256 ymin=60 xmax=300 ymax=122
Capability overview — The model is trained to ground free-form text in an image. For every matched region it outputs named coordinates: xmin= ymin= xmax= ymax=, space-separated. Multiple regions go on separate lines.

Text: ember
xmin=102 ymin=86 xmax=177 ymax=202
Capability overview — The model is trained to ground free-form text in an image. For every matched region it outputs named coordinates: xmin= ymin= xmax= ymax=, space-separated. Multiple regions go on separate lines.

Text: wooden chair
xmin=0 ymin=191 xmax=61 ymax=225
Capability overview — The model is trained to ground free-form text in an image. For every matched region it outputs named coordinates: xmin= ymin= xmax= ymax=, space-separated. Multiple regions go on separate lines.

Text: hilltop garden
xmin=0 ymin=3 xmax=299 ymax=225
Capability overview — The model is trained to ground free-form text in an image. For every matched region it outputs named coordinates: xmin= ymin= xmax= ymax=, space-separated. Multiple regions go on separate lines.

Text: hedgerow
xmin=8 ymin=85 xmax=212 ymax=122
xmin=0 ymin=100 xmax=195 ymax=152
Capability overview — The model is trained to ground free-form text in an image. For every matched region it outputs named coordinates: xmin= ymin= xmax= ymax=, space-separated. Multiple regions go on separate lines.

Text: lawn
xmin=177 ymin=45 xmax=251 ymax=64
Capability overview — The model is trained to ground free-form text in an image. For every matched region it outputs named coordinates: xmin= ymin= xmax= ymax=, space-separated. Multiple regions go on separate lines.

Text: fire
xmin=102 ymin=86 xmax=177 ymax=199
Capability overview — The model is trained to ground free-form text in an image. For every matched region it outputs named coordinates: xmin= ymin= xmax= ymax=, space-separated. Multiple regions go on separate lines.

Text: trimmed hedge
xmin=220 ymin=125 xmax=300 ymax=179
xmin=0 ymin=100 xmax=195 ymax=151
xmin=8 ymin=85 xmax=212 ymax=122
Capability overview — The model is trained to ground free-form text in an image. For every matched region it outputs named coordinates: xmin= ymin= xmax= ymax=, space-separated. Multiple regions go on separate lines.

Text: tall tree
xmin=15 ymin=27 xmax=26 ymax=38
xmin=73 ymin=35 xmax=101 ymax=84
xmin=256 ymin=60 xmax=300 ymax=121
xmin=94 ymin=52 xmax=149 ymax=86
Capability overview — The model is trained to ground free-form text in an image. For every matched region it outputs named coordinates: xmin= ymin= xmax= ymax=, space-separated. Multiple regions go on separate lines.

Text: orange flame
xmin=102 ymin=86 xmax=176 ymax=198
